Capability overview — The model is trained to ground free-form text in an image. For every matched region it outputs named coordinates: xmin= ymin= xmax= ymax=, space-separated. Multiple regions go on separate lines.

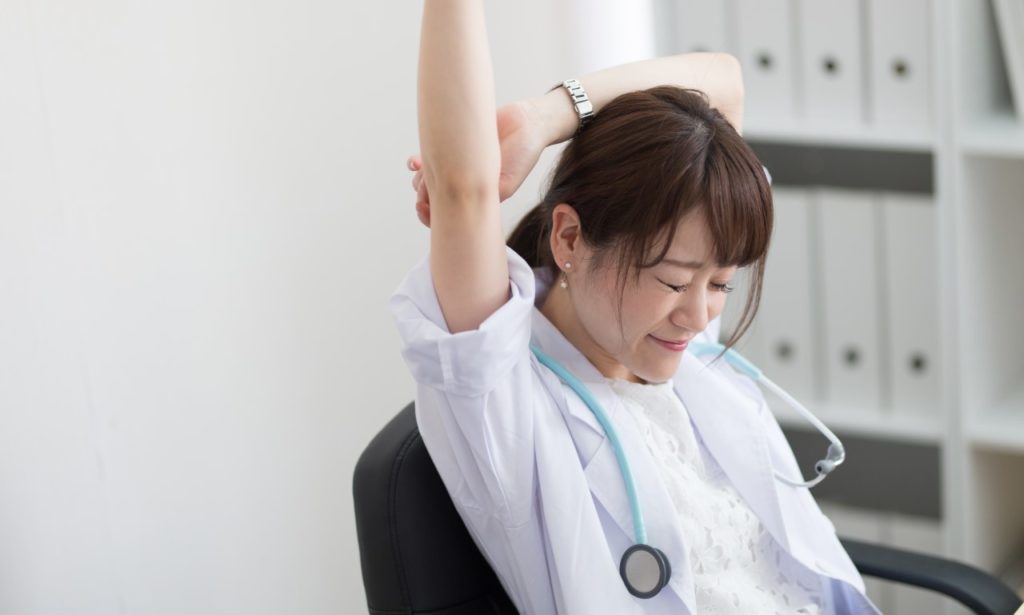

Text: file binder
xmin=734 ymin=0 xmax=797 ymax=123
xmin=866 ymin=0 xmax=933 ymax=131
xmin=818 ymin=502 xmax=890 ymax=610
xmin=797 ymin=0 xmax=866 ymax=124
xmin=888 ymin=513 xmax=947 ymax=613
xmin=880 ymin=193 xmax=940 ymax=417
xmin=676 ymin=0 xmax=731 ymax=54
xmin=816 ymin=189 xmax=883 ymax=413
xmin=757 ymin=188 xmax=818 ymax=410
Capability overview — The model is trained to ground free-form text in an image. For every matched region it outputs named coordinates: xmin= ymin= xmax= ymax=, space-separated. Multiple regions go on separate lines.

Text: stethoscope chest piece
xmin=620 ymin=543 xmax=671 ymax=599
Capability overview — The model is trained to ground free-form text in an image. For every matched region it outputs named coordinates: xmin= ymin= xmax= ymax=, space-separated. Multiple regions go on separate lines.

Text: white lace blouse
xmin=606 ymin=376 xmax=831 ymax=615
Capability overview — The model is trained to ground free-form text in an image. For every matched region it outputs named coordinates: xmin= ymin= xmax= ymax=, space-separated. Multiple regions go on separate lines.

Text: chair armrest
xmin=840 ymin=537 xmax=1023 ymax=615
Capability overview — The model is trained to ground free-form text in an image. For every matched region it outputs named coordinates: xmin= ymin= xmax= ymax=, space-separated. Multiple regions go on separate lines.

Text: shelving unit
xmin=656 ymin=0 xmax=1024 ymax=612
xmin=745 ymin=123 xmax=936 ymax=153
xmin=773 ymin=403 xmax=944 ymax=446
xmin=961 ymin=113 xmax=1024 ymax=157
xmin=953 ymin=0 xmax=1024 ymax=595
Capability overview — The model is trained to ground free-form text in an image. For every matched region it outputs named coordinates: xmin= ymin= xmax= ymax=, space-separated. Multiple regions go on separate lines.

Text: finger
xmin=416 ymin=201 xmax=431 ymax=228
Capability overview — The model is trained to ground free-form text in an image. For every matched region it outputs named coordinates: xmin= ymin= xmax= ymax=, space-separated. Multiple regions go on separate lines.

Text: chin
xmin=635 ymin=360 xmax=681 ymax=384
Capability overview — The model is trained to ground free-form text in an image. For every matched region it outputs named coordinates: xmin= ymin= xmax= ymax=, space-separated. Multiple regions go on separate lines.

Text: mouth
xmin=649 ymin=335 xmax=690 ymax=352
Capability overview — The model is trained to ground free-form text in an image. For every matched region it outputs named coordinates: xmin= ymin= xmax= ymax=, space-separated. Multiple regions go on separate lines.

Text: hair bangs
xmin=702 ymin=137 xmax=773 ymax=268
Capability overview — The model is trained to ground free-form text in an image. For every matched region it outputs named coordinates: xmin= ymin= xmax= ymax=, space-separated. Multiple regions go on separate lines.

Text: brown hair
xmin=507 ymin=86 xmax=772 ymax=355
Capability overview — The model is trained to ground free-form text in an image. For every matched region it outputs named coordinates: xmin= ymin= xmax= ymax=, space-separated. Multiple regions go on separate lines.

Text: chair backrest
xmin=353 ymin=402 xmax=518 ymax=614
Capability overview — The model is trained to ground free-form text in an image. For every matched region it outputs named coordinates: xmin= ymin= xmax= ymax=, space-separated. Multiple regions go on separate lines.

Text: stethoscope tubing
xmin=530 ymin=343 xmax=651 ymax=545
xmin=529 ymin=341 xmax=847 ymax=542
xmin=529 ymin=339 xmax=847 ymax=599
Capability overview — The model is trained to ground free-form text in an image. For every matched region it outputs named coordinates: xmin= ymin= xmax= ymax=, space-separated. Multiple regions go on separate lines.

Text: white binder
xmin=888 ymin=513 xmax=947 ymax=614
xmin=881 ymin=193 xmax=941 ymax=417
xmin=816 ymin=189 xmax=884 ymax=413
xmin=676 ymin=0 xmax=732 ymax=54
xmin=757 ymin=188 xmax=818 ymax=417
xmin=734 ymin=0 xmax=797 ymax=123
xmin=866 ymin=0 xmax=933 ymax=131
xmin=818 ymin=502 xmax=891 ymax=611
xmin=797 ymin=0 xmax=866 ymax=124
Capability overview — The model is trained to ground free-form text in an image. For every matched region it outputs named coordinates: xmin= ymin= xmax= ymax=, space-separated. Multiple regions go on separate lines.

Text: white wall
xmin=0 ymin=0 xmax=663 ymax=613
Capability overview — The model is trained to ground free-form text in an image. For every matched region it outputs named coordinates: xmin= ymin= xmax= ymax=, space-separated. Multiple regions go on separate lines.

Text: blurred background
xmin=1 ymin=0 xmax=1022 ymax=613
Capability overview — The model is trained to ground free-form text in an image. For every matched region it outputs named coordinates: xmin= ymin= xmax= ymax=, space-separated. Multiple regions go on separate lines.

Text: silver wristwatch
xmin=558 ymin=78 xmax=594 ymax=134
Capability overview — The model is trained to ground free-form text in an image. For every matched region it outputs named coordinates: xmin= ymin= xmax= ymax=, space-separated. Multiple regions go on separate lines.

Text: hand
xmin=408 ymin=99 xmax=549 ymax=228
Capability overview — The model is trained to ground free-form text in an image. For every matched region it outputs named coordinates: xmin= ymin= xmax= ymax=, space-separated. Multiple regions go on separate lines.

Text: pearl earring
xmin=560 ymin=262 xmax=571 ymax=289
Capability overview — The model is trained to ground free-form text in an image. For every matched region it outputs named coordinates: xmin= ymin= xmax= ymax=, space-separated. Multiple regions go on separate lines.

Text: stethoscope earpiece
xmin=620 ymin=543 xmax=672 ymax=599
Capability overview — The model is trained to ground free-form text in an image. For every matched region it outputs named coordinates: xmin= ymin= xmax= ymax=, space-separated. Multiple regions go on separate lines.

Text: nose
xmin=669 ymin=287 xmax=710 ymax=333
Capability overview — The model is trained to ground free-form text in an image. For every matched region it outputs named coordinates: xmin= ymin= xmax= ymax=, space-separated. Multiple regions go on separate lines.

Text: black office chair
xmin=353 ymin=403 xmax=1023 ymax=614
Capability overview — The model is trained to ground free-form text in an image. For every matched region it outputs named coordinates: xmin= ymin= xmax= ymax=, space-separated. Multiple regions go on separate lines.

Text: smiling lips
xmin=650 ymin=335 xmax=690 ymax=352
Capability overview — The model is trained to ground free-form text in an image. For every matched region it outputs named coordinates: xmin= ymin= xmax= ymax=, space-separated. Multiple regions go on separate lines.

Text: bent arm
xmin=418 ymin=0 xmax=508 ymax=333
xmin=534 ymin=52 xmax=745 ymax=143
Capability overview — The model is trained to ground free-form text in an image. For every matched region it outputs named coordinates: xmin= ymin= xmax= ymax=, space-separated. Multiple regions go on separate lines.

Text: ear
xmin=549 ymin=203 xmax=583 ymax=266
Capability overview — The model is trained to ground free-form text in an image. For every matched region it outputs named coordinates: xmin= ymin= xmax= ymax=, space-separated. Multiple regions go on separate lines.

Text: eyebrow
xmin=661 ymin=258 xmax=707 ymax=269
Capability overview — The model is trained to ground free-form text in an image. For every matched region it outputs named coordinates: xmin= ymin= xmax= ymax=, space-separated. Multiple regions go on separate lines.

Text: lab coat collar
xmin=670 ymin=351 xmax=791 ymax=555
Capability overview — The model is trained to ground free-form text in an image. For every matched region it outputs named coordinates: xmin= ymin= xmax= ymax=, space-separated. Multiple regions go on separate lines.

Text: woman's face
xmin=568 ymin=208 xmax=738 ymax=384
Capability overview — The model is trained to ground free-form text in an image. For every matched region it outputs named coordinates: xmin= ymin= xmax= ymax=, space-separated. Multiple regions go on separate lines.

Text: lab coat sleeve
xmin=388 ymin=245 xmax=535 ymax=397
xmin=388 ymin=246 xmax=539 ymax=525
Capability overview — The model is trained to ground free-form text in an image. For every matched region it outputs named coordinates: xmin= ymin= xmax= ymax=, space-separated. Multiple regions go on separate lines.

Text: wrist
xmin=529 ymin=88 xmax=579 ymax=146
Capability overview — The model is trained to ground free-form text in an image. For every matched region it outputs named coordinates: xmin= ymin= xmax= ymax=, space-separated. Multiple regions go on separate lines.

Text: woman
xmin=390 ymin=2 xmax=880 ymax=613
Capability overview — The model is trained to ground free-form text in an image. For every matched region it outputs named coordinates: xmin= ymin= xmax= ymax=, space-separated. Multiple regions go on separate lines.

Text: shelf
xmin=744 ymin=120 xmax=936 ymax=153
xmin=960 ymin=114 xmax=1024 ymax=158
xmin=769 ymin=402 xmax=944 ymax=445
xmin=968 ymin=387 xmax=1024 ymax=453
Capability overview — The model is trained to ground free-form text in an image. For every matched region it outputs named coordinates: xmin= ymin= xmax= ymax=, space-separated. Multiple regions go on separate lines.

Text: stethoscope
xmin=529 ymin=340 xmax=846 ymax=600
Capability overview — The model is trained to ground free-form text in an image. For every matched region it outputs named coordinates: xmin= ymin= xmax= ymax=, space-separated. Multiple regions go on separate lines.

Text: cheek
xmin=620 ymin=294 xmax=671 ymax=341
xmin=710 ymin=294 xmax=730 ymax=318
xmin=578 ymin=278 xmax=641 ymax=347
xmin=573 ymin=278 xmax=620 ymax=335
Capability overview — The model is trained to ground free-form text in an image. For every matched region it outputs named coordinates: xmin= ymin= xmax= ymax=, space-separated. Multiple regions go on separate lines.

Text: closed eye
xmin=659 ymin=279 xmax=735 ymax=294
xmin=659 ymin=278 xmax=692 ymax=292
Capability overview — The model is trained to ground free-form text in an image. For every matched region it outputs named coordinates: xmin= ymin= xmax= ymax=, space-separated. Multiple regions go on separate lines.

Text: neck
xmin=539 ymin=283 xmax=647 ymax=384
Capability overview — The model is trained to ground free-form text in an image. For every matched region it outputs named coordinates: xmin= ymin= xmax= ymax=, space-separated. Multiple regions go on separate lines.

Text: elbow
xmin=716 ymin=52 xmax=745 ymax=104
xmin=424 ymin=164 xmax=500 ymax=205
xmin=429 ymin=172 xmax=499 ymax=208
xmin=710 ymin=52 xmax=745 ymax=133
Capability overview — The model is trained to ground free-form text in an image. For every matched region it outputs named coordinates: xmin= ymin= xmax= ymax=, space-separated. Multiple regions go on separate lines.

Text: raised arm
xmin=534 ymin=52 xmax=745 ymax=144
xmin=411 ymin=51 xmax=745 ymax=222
xmin=418 ymin=0 xmax=508 ymax=334
xmin=413 ymin=43 xmax=744 ymax=334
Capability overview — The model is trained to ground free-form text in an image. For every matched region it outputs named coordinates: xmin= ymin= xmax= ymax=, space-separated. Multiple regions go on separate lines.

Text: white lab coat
xmin=389 ymin=246 xmax=882 ymax=615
